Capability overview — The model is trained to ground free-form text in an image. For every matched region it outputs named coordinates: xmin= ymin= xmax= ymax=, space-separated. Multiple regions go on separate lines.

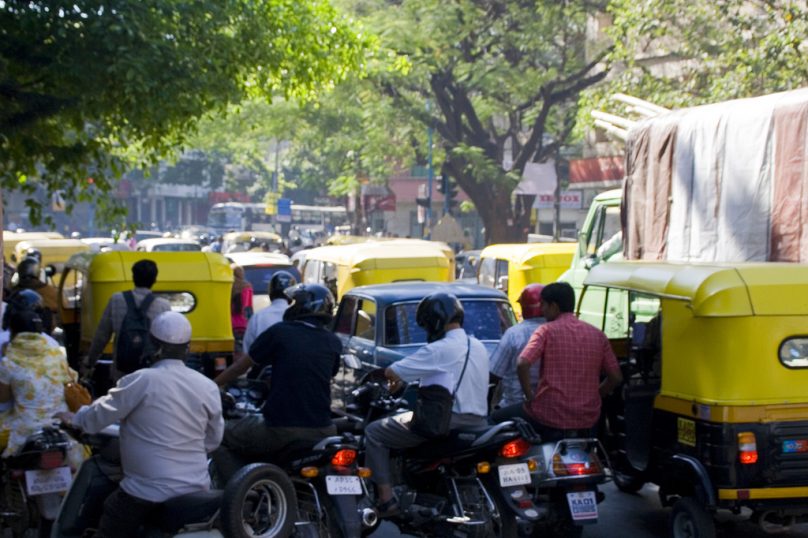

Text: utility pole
xmin=425 ymin=101 xmax=434 ymax=240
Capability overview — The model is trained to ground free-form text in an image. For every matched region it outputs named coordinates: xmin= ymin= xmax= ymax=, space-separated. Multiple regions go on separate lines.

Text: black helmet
xmin=269 ymin=271 xmax=298 ymax=301
xmin=282 ymin=283 xmax=335 ymax=323
xmin=3 ymin=289 xmax=52 ymax=334
xmin=24 ymin=248 xmax=42 ymax=264
xmin=416 ymin=292 xmax=464 ymax=343
xmin=16 ymin=257 xmax=40 ymax=280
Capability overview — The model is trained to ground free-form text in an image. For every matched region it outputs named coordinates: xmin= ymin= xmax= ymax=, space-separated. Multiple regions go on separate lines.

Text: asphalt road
xmin=371 ymin=481 xmax=808 ymax=537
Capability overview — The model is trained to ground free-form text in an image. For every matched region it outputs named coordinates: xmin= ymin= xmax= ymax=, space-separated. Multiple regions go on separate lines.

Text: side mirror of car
xmin=342 ymin=353 xmax=362 ymax=370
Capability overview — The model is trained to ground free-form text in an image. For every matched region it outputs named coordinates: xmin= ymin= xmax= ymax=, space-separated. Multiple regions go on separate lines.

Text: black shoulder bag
xmin=410 ymin=336 xmax=471 ymax=439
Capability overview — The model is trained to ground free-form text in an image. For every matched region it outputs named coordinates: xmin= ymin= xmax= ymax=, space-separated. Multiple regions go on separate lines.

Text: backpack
xmin=115 ymin=291 xmax=156 ymax=375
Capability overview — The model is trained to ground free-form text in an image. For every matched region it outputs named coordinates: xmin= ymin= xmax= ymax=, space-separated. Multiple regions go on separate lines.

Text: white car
xmin=135 ymin=238 xmax=202 ymax=252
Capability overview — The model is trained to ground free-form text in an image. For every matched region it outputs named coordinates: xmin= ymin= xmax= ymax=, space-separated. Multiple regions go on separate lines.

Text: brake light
xmin=39 ymin=451 xmax=64 ymax=470
xmin=552 ymin=453 xmax=603 ymax=476
xmin=331 ymin=449 xmax=357 ymax=467
xmin=500 ymin=438 xmax=530 ymax=459
xmin=738 ymin=432 xmax=758 ymax=464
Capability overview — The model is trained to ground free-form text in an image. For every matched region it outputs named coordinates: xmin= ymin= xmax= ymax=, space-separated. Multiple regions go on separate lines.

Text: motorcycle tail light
xmin=500 ymin=438 xmax=530 ymax=459
xmin=476 ymin=462 xmax=491 ymax=474
xmin=357 ymin=467 xmax=372 ymax=478
xmin=331 ymin=449 xmax=357 ymax=467
xmin=738 ymin=432 xmax=758 ymax=464
xmin=552 ymin=453 xmax=601 ymax=476
xmin=301 ymin=467 xmax=319 ymax=478
xmin=39 ymin=451 xmax=64 ymax=470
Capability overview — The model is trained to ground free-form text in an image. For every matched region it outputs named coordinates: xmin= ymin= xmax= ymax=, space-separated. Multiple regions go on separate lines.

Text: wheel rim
xmin=672 ymin=511 xmax=697 ymax=538
xmin=240 ymin=478 xmax=289 ymax=538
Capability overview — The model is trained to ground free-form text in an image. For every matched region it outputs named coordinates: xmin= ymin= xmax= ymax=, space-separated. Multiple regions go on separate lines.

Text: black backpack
xmin=115 ymin=291 xmax=157 ymax=375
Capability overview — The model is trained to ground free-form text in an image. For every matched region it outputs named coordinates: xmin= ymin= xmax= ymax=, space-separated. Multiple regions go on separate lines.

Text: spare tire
xmin=220 ymin=463 xmax=297 ymax=538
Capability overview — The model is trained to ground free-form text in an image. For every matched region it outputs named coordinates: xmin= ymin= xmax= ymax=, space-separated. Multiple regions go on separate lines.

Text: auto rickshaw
xmin=583 ymin=261 xmax=808 ymax=537
xmin=13 ymin=238 xmax=90 ymax=269
xmin=57 ymin=251 xmax=234 ymax=379
xmin=3 ymin=231 xmax=64 ymax=264
xmin=477 ymin=242 xmax=576 ymax=318
xmin=300 ymin=240 xmax=454 ymax=300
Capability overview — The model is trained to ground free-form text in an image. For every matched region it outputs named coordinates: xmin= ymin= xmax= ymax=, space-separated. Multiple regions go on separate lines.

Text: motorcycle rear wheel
xmin=221 ymin=463 xmax=297 ymax=538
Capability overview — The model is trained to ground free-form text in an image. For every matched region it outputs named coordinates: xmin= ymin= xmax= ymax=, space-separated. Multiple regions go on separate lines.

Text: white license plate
xmin=498 ymin=463 xmax=532 ymax=487
xmin=325 ymin=475 xmax=362 ymax=495
xmin=566 ymin=490 xmax=598 ymax=521
xmin=25 ymin=467 xmax=72 ymax=496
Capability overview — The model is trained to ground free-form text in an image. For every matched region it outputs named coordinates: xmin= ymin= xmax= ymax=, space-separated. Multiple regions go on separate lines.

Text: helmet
xmin=283 ymin=284 xmax=335 ymax=322
xmin=16 ymin=257 xmax=40 ymax=280
xmin=149 ymin=311 xmax=192 ymax=345
xmin=3 ymin=289 xmax=51 ymax=334
xmin=416 ymin=293 xmax=464 ymax=343
xmin=517 ymin=284 xmax=544 ymax=319
xmin=268 ymin=271 xmax=298 ymax=300
xmin=24 ymin=248 xmax=42 ymax=263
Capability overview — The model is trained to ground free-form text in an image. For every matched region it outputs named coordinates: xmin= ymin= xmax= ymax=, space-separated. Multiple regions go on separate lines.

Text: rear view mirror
xmin=342 ymin=353 xmax=362 ymax=370
xmin=44 ymin=265 xmax=56 ymax=278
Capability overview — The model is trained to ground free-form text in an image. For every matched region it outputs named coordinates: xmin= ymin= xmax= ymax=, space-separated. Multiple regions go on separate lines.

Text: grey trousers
xmin=364 ymin=411 xmax=487 ymax=486
xmin=211 ymin=415 xmax=336 ymax=484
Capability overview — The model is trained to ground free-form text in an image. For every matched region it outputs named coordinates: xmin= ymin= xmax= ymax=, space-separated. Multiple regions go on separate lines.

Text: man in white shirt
xmin=56 ymin=311 xmax=223 ymax=538
xmin=364 ymin=293 xmax=489 ymax=517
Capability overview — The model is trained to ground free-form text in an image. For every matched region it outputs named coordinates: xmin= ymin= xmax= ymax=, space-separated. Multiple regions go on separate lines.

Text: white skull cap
xmin=150 ymin=311 xmax=192 ymax=345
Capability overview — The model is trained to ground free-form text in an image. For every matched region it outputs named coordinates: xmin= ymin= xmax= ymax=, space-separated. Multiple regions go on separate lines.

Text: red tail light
xmin=331 ymin=449 xmax=357 ymax=467
xmin=738 ymin=432 xmax=758 ymax=465
xmin=39 ymin=451 xmax=64 ymax=470
xmin=500 ymin=438 xmax=530 ymax=459
xmin=552 ymin=453 xmax=603 ymax=476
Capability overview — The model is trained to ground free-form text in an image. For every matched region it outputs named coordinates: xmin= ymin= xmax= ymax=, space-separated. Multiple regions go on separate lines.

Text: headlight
xmin=779 ymin=338 xmax=808 ymax=368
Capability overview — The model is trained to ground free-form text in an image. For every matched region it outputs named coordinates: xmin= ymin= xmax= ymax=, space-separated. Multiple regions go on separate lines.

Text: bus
xmin=206 ymin=202 xmax=349 ymax=234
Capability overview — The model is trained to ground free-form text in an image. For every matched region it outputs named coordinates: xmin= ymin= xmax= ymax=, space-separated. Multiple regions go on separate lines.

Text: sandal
xmin=375 ymin=498 xmax=400 ymax=518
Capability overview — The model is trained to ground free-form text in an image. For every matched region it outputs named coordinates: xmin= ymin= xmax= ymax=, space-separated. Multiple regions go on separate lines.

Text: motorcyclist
xmin=211 ymin=283 xmax=342 ymax=483
xmin=364 ymin=293 xmax=489 ymax=517
xmin=489 ymin=284 xmax=546 ymax=422
xmin=12 ymin=256 xmax=58 ymax=315
xmin=55 ymin=311 xmax=223 ymax=538
xmin=240 ymin=270 xmax=298 ymax=363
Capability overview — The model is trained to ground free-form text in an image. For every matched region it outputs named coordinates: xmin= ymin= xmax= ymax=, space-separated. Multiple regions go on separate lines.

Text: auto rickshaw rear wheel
xmin=670 ymin=497 xmax=715 ymax=538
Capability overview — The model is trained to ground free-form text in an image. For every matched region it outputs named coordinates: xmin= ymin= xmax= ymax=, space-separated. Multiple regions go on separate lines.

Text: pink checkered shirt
xmin=518 ymin=312 xmax=619 ymax=429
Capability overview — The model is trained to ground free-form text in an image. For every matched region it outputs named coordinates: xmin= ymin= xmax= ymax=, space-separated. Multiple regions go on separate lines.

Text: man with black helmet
xmin=0 ymin=289 xmax=58 ymax=353
xmin=12 ymin=256 xmax=58 ymax=315
xmin=211 ymin=283 xmax=342 ymax=483
xmin=240 ymin=270 xmax=298 ymax=356
xmin=364 ymin=292 xmax=489 ymax=517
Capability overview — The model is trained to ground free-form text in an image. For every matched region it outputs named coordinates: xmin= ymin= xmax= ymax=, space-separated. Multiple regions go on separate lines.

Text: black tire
xmin=453 ymin=479 xmax=517 ymax=538
xmin=670 ymin=497 xmax=716 ymax=538
xmin=221 ymin=463 xmax=297 ymax=538
xmin=614 ymin=470 xmax=646 ymax=493
xmin=536 ymin=495 xmax=583 ymax=538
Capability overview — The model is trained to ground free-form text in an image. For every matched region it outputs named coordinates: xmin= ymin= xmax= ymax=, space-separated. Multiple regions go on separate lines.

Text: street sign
xmin=265 ymin=192 xmax=279 ymax=215
xmin=276 ymin=197 xmax=292 ymax=223
xmin=533 ymin=190 xmax=583 ymax=209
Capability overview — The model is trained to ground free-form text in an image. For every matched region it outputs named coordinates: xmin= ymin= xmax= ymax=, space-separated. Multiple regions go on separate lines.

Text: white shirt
xmin=242 ymin=298 xmax=288 ymax=354
xmin=390 ymin=328 xmax=488 ymax=417
xmin=73 ymin=359 xmax=224 ymax=502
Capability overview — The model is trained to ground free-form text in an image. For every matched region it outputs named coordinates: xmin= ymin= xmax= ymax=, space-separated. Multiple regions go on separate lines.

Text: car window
xmin=334 ymin=295 xmax=358 ymax=335
xmin=153 ymin=243 xmax=201 ymax=252
xmin=243 ymin=266 xmax=300 ymax=295
xmin=353 ymin=299 xmax=377 ymax=340
xmin=384 ymin=299 xmax=515 ymax=346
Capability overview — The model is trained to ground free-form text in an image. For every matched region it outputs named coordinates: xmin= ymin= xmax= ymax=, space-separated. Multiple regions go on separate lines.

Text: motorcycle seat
xmin=404 ymin=424 xmax=503 ymax=459
xmin=152 ymin=489 xmax=222 ymax=532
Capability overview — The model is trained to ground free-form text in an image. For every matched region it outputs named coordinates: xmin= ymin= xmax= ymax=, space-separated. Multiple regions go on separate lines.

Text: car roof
xmin=346 ymin=281 xmax=508 ymax=303
xmin=227 ymin=251 xmax=292 ymax=266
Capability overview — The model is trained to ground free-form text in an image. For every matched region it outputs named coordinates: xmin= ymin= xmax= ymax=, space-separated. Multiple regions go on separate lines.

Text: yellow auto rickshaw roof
xmin=480 ymin=242 xmax=577 ymax=267
xmin=584 ymin=261 xmax=808 ymax=316
xmin=67 ymin=251 xmax=233 ymax=283
xmin=305 ymin=241 xmax=451 ymax=270
xmin=3 ymin=231 xmax=64 ymax=241
xmin=16 ymin=238 xmax=89 ymax=250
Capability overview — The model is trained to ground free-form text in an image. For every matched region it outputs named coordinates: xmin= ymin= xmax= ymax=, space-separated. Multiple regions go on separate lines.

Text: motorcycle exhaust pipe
xmin=361 ymin=507 xmax=379 ymax=528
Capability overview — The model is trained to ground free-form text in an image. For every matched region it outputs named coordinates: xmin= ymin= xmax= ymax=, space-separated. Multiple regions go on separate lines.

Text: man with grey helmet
xmin=55 ymin=311 xmax=223 ymax=538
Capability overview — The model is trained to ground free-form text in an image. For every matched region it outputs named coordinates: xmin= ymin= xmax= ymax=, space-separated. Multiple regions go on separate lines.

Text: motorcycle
xmin=51 ymin=423 xmax=231 ymax=538
xmin=220 ymin=378 xmax=379 ymax=538
xmin=344 ymin=370 xmax=610 ymax=538
xmin=0 ymin=426 xmax=72 ymax=538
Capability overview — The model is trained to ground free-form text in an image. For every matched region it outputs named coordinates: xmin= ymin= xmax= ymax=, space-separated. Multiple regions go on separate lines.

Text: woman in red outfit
xmin=230 ymin=264 xmax=253 ymax=354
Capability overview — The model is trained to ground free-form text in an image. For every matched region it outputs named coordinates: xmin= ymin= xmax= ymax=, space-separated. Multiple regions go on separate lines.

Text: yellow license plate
xmin=677 ymin=417 xmax=696 ymax=447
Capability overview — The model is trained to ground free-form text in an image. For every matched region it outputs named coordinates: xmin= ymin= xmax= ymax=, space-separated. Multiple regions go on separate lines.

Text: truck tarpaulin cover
xmin=624 ymin=88 xmax=808 ymax=263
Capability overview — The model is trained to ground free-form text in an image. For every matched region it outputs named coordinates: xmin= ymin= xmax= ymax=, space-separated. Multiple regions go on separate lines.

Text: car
xmin=331 ymin=281 xmax=517 ymax=405
xmin=225 ymin=251 xmax=301 ymax=312
xmin=135 ymin=237 xmax=202 ymax=252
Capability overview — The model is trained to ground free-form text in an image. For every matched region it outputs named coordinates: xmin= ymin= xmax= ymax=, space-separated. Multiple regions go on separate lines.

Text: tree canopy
xmin=0 ymin=0 xmax=367 ymax=225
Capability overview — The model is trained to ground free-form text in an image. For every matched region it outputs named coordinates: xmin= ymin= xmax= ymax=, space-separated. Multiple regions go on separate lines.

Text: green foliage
xmin=0 ymin=0 xmax=367 ymax=226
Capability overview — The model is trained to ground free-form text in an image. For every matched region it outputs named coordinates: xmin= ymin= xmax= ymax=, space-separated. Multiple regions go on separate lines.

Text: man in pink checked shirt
xmin=516 ymin=282 xmax=623 ymax=442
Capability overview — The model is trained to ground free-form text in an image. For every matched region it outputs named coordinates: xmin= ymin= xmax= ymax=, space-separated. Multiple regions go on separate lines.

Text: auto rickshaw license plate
xmin=498 ymin=463 xmax=531 ymax=486
xmin=325 ymin=475 xmax=362 ymax=495
xmin=25 ymin=467 xmax=72 ymax=496
xmin=566 ymin=490 xmax=598 ymax=521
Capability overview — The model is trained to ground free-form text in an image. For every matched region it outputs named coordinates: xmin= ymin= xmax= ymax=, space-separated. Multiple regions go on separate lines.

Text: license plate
xmin=325 ymin=475 xmax=362 ymax=495
xmin=498 ymin=463 xmax=531 ymax=487
xmin=567 ymin=490 xmax=598 ymax=521
xmin=25 ymin=467 xmax=72 ymax=496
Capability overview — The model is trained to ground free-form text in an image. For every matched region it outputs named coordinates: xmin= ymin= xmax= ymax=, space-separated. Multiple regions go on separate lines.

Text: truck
xmin=561 ymin=87 xmax=808 ymax=334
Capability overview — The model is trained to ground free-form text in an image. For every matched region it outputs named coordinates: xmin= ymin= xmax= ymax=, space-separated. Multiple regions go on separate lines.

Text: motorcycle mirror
xmin=342 ymin=353 xmax=362 ymax=370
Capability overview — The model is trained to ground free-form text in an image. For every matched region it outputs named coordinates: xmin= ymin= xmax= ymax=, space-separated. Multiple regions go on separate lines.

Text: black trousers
xmin=489 ymin=403 xmax=597 ymax=443
xmin=95 ymin=488 xmax=159 ymax=538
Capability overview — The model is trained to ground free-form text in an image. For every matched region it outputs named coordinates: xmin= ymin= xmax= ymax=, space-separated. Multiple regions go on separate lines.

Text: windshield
xmin=207 ymin=207 xmax=242 ymax=230
xmin=152 ymin=243 xmax=201 ymax=252
xmin=384 ymin=300 xmax=515 ymax=346
xmin=243 ymin=266 xmax=301 ymax=295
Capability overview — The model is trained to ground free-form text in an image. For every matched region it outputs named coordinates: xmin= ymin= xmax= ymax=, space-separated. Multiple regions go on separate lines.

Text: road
xmin=371 ymin=481 xmax=808 ymax=537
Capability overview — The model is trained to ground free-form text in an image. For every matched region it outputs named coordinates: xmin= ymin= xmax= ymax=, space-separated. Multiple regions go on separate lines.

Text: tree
xmin=351 ymin=0 xmax=611 ymax=243
xmin=0 ymin=0 xmax=367 ymax=226
xmin=583 ymin=1 xmax=808 ymax=120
